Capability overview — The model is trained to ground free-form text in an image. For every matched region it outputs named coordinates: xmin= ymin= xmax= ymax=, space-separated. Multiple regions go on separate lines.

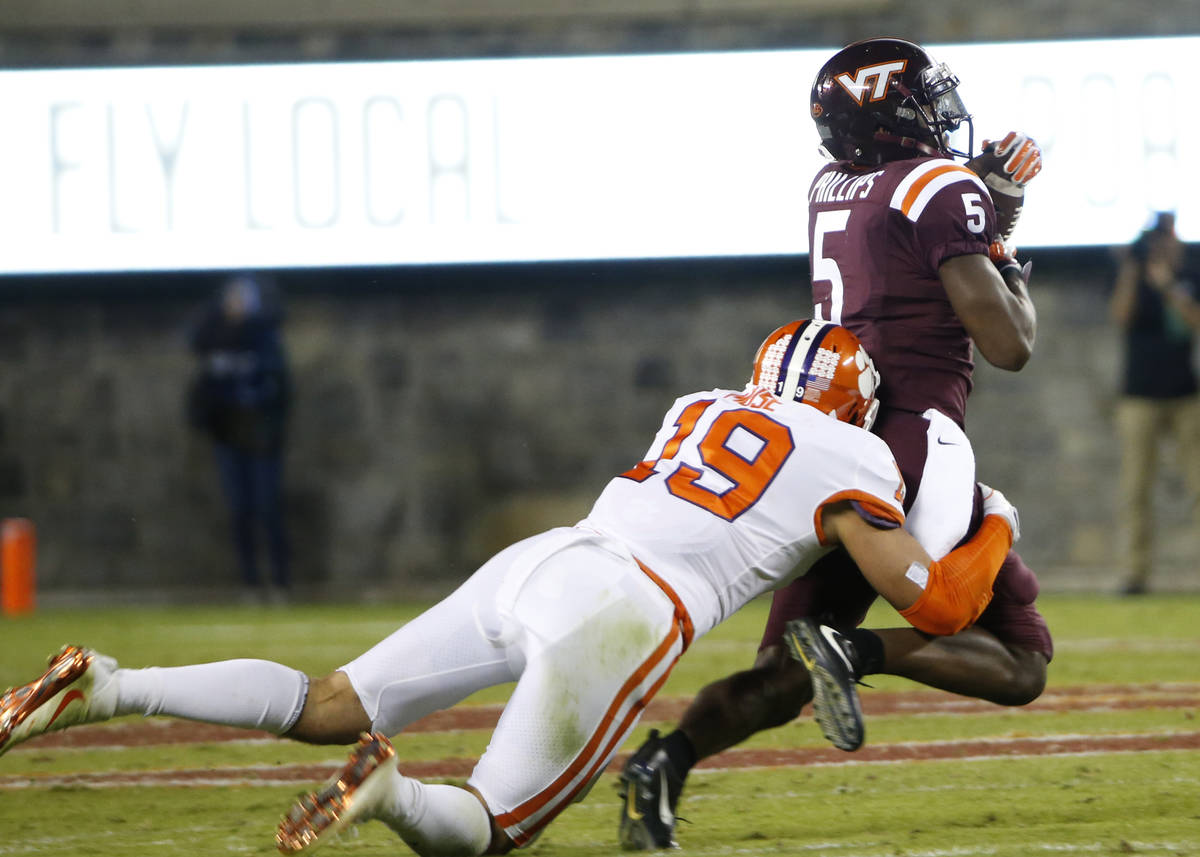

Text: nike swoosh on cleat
xmin=788 ymin=631 xmax=816 ymax=670
xmin=625 ymin=782 xmax=644 ymax=821
xmin=46 ymin=689 xmax=84 ymax=728
xmin=656 ymin=766 xmax=673 ymax=827
xmin=818 ymin=625 xmax=854 ymax=670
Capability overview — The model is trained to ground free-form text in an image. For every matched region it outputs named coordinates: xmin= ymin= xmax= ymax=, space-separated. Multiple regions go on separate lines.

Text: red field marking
xmin=2 ymin=683 xmax=1197 ymax=791
xmin=16 ymin=682 xmax=1199 ymax=751
xmin=3 ymin=731 xmax=1198 ymax=790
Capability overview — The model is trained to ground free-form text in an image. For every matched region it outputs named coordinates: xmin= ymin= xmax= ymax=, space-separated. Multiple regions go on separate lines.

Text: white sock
xmin=113 ymin=660 xmax=309 ymax=734
xmin=376 ymin=772 xmax=492 ymax=857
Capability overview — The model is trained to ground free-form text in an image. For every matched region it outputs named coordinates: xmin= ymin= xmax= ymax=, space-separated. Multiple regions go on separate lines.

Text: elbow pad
xmin=899 ymin=515 xmax=1014 ymax=636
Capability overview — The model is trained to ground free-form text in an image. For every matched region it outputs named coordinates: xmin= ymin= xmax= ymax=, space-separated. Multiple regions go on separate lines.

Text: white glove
xmin=988 ymin=132 xmax=1043 ymax=188
xmin=979 ymin=482 xmax=1020 ymax=542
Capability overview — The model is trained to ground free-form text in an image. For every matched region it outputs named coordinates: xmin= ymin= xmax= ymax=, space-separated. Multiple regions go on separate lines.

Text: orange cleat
xmin=277 ymin=731 xmax=399 ymax=854
xmin=0 ymin=645 xmax=118 ymax=756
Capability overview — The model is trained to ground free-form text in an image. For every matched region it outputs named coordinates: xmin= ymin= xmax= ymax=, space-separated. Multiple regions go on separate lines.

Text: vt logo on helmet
xmin=750 ymin=320 xmax=882 ymax=431
xmin=834 ymin=60 xmax=908 ymax=105
xmin=811 ymin=38 xmax=974 ymax=165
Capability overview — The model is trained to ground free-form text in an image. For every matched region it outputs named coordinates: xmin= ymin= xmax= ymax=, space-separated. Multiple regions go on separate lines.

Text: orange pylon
xmin=1 ymin=518 xmax=36 ymax=615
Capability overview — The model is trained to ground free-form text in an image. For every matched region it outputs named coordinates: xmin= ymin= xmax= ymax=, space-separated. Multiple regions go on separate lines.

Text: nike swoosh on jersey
xmin=936 ymin=436 xmax=959 ymax=446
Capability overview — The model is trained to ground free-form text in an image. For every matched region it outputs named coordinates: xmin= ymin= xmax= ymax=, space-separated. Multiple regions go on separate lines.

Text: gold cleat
xmin=276 ymin=731 xmax=398 ymax=854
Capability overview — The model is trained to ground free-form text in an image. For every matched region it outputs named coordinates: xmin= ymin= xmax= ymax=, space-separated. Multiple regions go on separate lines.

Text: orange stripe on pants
xmin=495 ymin=558 xmax=693 ymax=844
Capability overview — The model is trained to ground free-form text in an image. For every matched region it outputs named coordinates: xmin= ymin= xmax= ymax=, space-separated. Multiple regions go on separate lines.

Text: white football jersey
xmin=580 ymin=386 xmax=906 ymax=638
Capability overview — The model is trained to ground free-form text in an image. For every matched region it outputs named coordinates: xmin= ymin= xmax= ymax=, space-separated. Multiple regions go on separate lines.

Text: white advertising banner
xmin=0 ymin=36 xmax=1193 ymax=273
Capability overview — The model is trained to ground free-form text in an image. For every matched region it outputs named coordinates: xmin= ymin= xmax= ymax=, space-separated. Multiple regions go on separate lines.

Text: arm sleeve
xmin=898 ymin=514 xmax=1014 ymax=636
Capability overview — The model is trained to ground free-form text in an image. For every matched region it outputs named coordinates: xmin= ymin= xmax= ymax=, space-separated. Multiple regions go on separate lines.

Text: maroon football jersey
xmin=807 ymin=156 xmax=996 ymax=427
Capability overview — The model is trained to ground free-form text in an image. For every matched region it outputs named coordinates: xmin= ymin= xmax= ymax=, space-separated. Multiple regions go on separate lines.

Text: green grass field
xmin=1 ymin=593 xmax=1198 ymax=856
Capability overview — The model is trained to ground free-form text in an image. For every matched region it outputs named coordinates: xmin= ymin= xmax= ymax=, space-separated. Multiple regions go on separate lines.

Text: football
xmin=965 ymin=133 xmax=1042 ymax=242
xmin=966 ymin=146 xmax=1025 ymax=243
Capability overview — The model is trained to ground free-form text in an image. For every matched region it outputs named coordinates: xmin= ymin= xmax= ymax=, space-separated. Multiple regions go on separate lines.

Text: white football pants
xmin=340 ymin=526 xmax=689 ymax=846
xmin=905 ymin=408 xmax=977 ymax=557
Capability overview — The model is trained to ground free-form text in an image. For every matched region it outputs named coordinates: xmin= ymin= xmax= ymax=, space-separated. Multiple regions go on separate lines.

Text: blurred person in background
xmin=1108 ymin=212 xmax=1200 ymax=596
xmin=188 ymin=272 xmax=293 ymax=601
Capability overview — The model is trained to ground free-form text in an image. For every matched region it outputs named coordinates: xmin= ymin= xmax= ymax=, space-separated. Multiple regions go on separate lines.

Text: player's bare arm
xmin=942 ymin=130 xmax=1042 ymax=371
xmin=939 ymin=253 xmax=1036 ymax=371
xmin=819 ymin=503 xmax=929 ymax=609
xmin=822 ymin=485 xmax=1018 ymax=636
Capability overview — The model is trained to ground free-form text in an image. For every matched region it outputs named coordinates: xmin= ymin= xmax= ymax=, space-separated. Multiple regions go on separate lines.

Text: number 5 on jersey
xmin=620 ymin=401 xmax=795 ymax=521
xmin=812 ymin=209 xmax=851 ymax=324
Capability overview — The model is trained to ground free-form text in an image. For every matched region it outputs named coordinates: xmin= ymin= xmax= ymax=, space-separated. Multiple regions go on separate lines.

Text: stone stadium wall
xmin=1 ymin=3 xmax=1197 ymax=599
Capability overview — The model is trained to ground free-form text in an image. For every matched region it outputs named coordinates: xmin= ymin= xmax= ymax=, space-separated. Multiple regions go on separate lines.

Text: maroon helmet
xmin=810 ymin=38 xmax=974 ymax=165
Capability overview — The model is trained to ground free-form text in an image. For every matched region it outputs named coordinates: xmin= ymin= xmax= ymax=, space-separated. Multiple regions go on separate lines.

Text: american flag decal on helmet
xmin=749 ymin=318 xmax=881 ymax=431
xmin=806 ymin=348 xmax=839 ymax=393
